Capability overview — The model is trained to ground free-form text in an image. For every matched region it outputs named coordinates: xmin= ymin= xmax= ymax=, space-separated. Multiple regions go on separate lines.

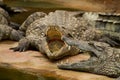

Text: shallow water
xmin=0 ymin=67 xmax=62 ymax=80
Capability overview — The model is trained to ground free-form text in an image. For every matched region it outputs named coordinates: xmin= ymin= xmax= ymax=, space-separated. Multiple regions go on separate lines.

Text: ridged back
xmin=96 ymin=13 xmax=120 ymax=32
xmin=43 ymin=10 xmax=79 ymax=30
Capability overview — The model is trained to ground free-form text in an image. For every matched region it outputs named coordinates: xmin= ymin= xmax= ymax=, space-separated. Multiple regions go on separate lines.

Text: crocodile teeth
xmin=60 ymin=61 xmax=64 ymax=64
xmin=66 ymin=59 xmax=69 ymax=63
xmin=68 ymin=46 xmax=71 ymax=50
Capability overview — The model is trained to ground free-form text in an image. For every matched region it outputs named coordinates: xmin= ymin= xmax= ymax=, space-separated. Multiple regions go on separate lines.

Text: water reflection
xmin=0 ymin=67 xmax=61 ymax=80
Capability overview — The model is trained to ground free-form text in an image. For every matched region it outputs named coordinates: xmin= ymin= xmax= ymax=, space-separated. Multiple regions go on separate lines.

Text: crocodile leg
xmin=99 ymin=35 xmax=120 ymax=47
xmin=10 ymin=30 xmax=25 ymax=41
xmin=10 ymin=35 xmax=46 ymax=52
xmin=10 ymin=36 xmax=78 ymax=60
xmin=101 ymin=31 xmax=120 ymax=47
xmin=10 ymin=37 xmax=30 ymax=52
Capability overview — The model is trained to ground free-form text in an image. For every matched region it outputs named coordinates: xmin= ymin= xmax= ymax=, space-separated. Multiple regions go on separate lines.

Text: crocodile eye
xmin=41 ymin=32 xmax=45 ymax=37
xmin=67 ymin=33 xmax=73 ymax=38
xmin=76 ymin=33 xmax=79 ymax=35
xmin=72 ymin=32 xmax=75 ymax=35
xmin=116 ymin=54 xmax=119 ymax=58
xmin=62 ymin=27 xmax=66 ymax=29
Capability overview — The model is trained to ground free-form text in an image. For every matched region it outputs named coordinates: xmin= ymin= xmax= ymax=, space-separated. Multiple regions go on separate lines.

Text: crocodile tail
xmin=95 ymin=12 xmax=120 ymax=32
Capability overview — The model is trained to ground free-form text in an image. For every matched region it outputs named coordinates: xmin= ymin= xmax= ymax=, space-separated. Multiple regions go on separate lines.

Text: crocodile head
xmin=42 ymin=25 xmax=79 ymax=60
xmin=47 ymin=26 xmax=64 ymax=53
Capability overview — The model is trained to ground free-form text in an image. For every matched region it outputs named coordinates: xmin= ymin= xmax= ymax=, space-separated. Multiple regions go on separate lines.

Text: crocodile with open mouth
xmin=10 ymin=10 xmax=120 ymax=60
xmin=10 ymin=10 xmax=81 ymax=60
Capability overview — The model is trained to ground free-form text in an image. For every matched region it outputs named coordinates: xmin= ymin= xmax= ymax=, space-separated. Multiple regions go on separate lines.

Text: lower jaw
xmin=48 ymin=39 xmax=65 ymax=53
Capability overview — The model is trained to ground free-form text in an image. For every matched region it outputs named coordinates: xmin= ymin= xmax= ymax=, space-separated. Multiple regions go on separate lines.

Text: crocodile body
xmin=58 ymin=36 xmax=120 ymax=79
xmin=0 ymin=24 xmax=23 ymax=41
xmin=0 ymin=7 xmax=24 ymax=41
xmin=10 ymin=10 xmax=120 ymax=78
xmin=0 ymin=7 xmax=10 ymax=25
xmin=56 ymin=11 xmax=120 ymax=79
xmin=11 ymin=10 xmax=120 ymax=60
xmin=11 ymin=10 xmax=81 ymax=60
xmin=19 ymin=12 xmax=47 ymax=32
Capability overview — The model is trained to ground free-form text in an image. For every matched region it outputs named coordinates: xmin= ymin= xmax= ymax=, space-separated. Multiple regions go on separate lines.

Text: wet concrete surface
xmin=0 ymin=41 xmax=114 ymax=80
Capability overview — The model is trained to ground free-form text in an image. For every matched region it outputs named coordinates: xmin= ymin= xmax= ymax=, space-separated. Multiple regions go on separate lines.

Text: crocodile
xmin=64 ymin=11 xmax=120 ymax=47
xmin=0 ymin=24 xmax=24 ymax=41
xmin=0 ymin=11 xmax=46 ymax=40
xmin=10 ymin=10 xmax=120 ymax=60
xmin=0 ymin=7 xmax=21 ymax=30
xmin=19 ymin=12 xmax=47 ymax=32
xmin=58 ymin=36 xmax=120 ymax=79
xmin=0 ymin=7 xmax=10 ymax=25
xmin=11 ymin=10 xmax=81 ymax=60
xmin=0 ymin=7 xmax=24 ymax=41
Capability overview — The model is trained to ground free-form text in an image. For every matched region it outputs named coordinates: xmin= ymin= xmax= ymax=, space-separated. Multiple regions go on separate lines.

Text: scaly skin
xmin=0 ymin=7 xmax=35 ymax=41
xmin=57 ymin=11 xmax=120 ymax=79
xmin=0 ymin=7 xmax=10 ymax=21
xmin=19 ymin=12 xmax=47 ymax=32
xmin=0 ymin=24 xmax=24 ymax=41
xmin=0 ymin=14 xmax=8 ymax=25
xmin=11 ymin=10 xmax=120 ymax=60
xmin=11 ymin=10 xmax=80 ymax=60
xmin=0 ymin=7 xmax=24 ymax=41
xmin=0 ymin=7 xmax=10 ymax=25
xmin=75 ymin=12 xmax=120 ymax=46
xmin=58 ymin=36 xmax=120 ymax=79
xmin=0 ymin=7 xmax=21 ymax=30
xmin=12 ymin=11 xmax=120 ymax=59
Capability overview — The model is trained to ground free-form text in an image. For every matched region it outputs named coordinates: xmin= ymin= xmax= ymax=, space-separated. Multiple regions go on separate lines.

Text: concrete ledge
xmin=0 ymin=41 xmax=114 ymax=80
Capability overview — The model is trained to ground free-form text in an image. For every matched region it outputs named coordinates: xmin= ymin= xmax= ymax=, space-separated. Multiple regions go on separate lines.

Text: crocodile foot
xmin=10 ymin=37 xmax=30 ymax=52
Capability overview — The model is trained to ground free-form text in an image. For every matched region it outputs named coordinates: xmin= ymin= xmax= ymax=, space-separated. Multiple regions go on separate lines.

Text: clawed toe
xmin=10 ymin=46 xmax=27 ymax=52
xmin=10 ymin=47 xmax=20 ymax=52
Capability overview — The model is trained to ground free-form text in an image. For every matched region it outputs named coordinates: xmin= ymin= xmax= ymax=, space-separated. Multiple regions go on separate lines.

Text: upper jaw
xmin=40 ymin=26 xmax=72 ymax=59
